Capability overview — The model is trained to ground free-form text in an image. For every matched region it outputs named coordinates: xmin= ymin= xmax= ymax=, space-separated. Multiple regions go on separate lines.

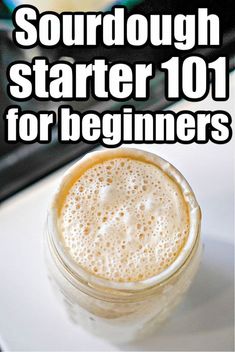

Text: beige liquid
xmin=46 ymin=148 xmax=201 ymax=342
xmin=59 ymin=156 xmax=190 ymax=283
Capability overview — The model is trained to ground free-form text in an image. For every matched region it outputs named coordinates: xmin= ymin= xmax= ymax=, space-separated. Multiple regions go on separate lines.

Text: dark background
xmin=0 ymin=0 xmax=234 ymax=202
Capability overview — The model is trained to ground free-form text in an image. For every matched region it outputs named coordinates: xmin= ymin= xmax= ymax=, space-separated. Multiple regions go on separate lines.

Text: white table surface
xmin=0 ymin=72 xmax=234 ymax=351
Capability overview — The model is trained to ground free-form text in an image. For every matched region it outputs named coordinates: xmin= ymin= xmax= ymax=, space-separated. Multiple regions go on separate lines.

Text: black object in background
xmin=0 ymin=0 xmax=235 ymax=203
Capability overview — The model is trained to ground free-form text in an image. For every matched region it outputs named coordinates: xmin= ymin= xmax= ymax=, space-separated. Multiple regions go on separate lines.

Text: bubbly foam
xmin=59 ymin=157 xmax=190 ymax=282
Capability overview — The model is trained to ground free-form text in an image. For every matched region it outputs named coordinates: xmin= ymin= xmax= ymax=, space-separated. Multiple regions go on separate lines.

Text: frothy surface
xmin=59 ymin=157 xmax=189 ymax=282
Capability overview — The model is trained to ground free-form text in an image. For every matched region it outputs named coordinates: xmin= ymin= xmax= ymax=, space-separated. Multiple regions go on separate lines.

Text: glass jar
xmin=44 ymin=148 xmax=202 ymax=343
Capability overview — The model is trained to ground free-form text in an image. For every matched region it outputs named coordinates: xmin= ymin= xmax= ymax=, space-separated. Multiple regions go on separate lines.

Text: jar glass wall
xmin=44 ymin=149 xmax=202 ymax=343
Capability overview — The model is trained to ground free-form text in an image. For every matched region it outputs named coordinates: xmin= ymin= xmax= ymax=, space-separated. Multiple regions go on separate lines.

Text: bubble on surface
xmin=59 ymin=158 xmax=189 ymax=282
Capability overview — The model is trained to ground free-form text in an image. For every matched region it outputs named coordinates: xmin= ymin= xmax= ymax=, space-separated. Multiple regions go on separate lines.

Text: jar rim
xmin=47 ymin=148 xmax=201 ymax=293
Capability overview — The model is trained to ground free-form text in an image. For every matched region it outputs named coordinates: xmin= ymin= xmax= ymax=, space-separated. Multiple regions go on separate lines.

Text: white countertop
xmin=0 ymin=72 xmax=234 ymax=351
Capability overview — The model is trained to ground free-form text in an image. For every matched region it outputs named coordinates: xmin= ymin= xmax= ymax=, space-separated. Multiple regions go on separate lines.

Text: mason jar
xmin=44 ymin=148 xmax=202 ymax=343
